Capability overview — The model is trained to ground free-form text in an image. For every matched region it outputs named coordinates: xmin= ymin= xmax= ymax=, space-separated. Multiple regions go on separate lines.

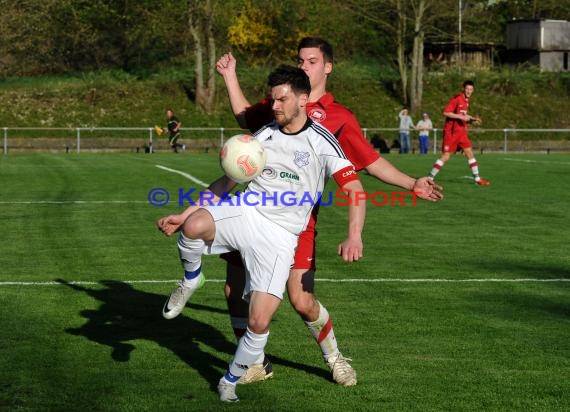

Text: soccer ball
xmin=220 ymin=134 xmax=267 ymax=183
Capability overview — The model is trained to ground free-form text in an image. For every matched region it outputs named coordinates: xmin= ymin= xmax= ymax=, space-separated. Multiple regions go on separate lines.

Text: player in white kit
xmin=161 ymin=65 xmax=366 ymax=402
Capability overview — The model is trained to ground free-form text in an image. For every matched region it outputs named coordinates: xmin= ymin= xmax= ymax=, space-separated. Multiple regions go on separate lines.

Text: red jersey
xmin=244 ymin=93 xmax=380 ymax=171
xmin=233 ymin=92 xmax=378 ymax=270
xmin=443 ymin=92 xmax=470 ymax=138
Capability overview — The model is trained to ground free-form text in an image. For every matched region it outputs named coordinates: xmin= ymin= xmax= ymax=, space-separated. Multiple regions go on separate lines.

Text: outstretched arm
xmin=157 ymin=175 xmax=237 ymax=236
xmin=337 ymin=179 xmax=366 ymax=262
xmin=365 ymin=157 xmax=443 ymax=202
xmin=216 ymin=52 xmax=252 ymax=129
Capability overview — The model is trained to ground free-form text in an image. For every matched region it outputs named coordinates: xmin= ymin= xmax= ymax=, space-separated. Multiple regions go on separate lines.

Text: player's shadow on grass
xmin=465 ymin=259 xmax=570 ymax=281
xmin=56 ymin=279 xmax=330 ymax=391
xmin=460 ymin=259 xmax=570 ymax=319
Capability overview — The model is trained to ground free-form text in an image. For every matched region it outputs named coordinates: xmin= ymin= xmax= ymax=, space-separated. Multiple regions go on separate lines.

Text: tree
xmin=490 ymin=0 xmax=570 ymax=21
xmin=0 ymin=0 xmax=62 ymax=76
xmin=409 ymin=0 xmax=425 ymax=112
xmin=226 ymin=0 xmax=307 ymax=66
xmin=227 ymin=0 xmax=278 ymax=64
xmin=187 ymin=0 xmax=217 ymax=113
xmin=340 ymin=0 xmax=448 ymax=112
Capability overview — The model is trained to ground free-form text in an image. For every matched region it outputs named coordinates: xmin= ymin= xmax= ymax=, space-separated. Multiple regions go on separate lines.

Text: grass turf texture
xmin=0 ymin=152 xmax=569 ymax=411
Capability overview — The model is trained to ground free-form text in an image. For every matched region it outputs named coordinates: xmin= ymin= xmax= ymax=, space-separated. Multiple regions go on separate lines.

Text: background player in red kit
xmin=158 ymin=37 xmax=443 ymax=386
xmin=428 ymin=80 xmax=491 ymax=185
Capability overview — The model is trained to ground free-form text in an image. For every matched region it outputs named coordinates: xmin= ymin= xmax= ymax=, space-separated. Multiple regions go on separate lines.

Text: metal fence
xmin=2 ymin=126 xmax=570 ymax=154
xmin=363 ymin=128 xmax=570 ymax=154
xmin=1 ymin=127 xmax=243 ymax=154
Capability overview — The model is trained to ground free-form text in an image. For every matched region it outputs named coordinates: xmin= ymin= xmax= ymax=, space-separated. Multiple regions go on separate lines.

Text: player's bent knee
xmin=290 ymin=294 xmax=319 ymax=320
xmin=288 ymin=270 xmax=316 ymax=317
xmin=289 ymin=294 xmax=312 ymax=314
xmin=248 ymin=307 xmax=273 ymax=334
xmin=248 ymin=316 xmax=271 ymax=334
xmin=182 ymin=210 xmax=214 ymax=239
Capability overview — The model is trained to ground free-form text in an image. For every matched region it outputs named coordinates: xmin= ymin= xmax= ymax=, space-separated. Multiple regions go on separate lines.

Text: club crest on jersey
xmin=308 ymin=108 xmax=326 ymax=123
xmin=261 ymin=166 xmax=277 ymax=180
xmin=294 ymin=151 xmax=310 ymax=167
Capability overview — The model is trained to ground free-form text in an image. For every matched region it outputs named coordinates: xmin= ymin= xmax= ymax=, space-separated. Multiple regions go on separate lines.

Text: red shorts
xmin=220 ymin=214 xmax=317 ymax=271
xmin=442 ymin=132 xmax=472 ymax=153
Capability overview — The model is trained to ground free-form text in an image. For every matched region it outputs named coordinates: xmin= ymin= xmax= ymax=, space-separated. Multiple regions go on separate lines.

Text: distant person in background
xmin=427 ymin=80 xmax=491 ymax=185
xmin=166 ymin=109 xmax=185 ymax=153
xmin=416 ymin=112 xmax=433 ymax=154
xmin=398 ymin=107 xmax=414 ymax=154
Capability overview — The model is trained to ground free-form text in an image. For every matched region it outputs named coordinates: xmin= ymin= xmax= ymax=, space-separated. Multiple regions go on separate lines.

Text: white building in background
xmin=505 ymin=19 xmax=570 ymax=71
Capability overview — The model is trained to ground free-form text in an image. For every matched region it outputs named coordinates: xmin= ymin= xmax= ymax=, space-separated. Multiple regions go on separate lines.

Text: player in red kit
xmin=428 ymin=80 xmax=491 ymax=185
xmin=158 ymin=37 xmax=442 ymax=386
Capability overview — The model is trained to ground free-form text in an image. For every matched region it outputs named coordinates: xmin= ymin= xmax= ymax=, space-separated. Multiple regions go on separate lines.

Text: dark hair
xmin=463 ymin=80 xmax=475 ymax=88
xmin=267 ymin=65 xmax=311 ymax=96
xmin=298 ymin=37 xmax=334 ymax=64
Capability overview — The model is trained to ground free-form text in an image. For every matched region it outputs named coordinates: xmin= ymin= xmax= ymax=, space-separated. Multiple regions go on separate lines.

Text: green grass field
xmin=1 ymin=152 xmax=569 ymax=411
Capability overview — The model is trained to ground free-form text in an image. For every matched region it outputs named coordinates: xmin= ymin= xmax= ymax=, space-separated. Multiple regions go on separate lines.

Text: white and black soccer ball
xmin=220 ymin=134 xmax=266 ymax=184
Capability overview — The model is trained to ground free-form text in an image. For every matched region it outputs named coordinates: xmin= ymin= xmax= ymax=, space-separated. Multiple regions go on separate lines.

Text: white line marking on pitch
xmin=316 ymin=278 xmax=570 ymax=282
xmin=1 ymin=278 xmax=568 ymax=286
xmin=0 ymin=200 xmax=147 ymax=205
xmin=503 ymin=157 xmax=570 ymax=165
xmin=156 ymin=165 xmax=209 ymax=187
xmin=0 ymin=164 xmax=209 ymax=205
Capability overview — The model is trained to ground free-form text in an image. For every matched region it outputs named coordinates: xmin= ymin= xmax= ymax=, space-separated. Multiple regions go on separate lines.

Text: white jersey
xmin=245 ymin=119 xmax=353 ymax=235
xmin=416 ymin=119 xmax=433 ymax=136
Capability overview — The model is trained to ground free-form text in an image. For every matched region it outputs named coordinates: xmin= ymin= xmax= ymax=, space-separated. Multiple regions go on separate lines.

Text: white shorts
xmin=204 ymin=202 xmax=297 ymax=300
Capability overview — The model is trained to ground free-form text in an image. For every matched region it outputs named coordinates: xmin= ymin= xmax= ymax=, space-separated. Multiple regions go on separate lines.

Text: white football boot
xmin=237 ymin=355 xmax=274 ymax=384
xmin=218 ymin=378 xmax=239 ymax=402
xmin=162 ymin=273 xmax=205 ymax=319
xmin=326 ymin=352 xmax=357 ymax=386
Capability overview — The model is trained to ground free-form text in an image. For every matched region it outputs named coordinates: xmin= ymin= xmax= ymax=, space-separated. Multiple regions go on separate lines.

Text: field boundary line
xmin=502 ymin=157 xmax=570 ymax=165
xmin=1 ymin=278 xmax=568 ymax=286
xmin=316 ymin=278 xmax=570 ymax=282
xmin=156 ymin=164 xmax=209 ymax=187
xmin=0 ymin=200 xmax=147 ymax=204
